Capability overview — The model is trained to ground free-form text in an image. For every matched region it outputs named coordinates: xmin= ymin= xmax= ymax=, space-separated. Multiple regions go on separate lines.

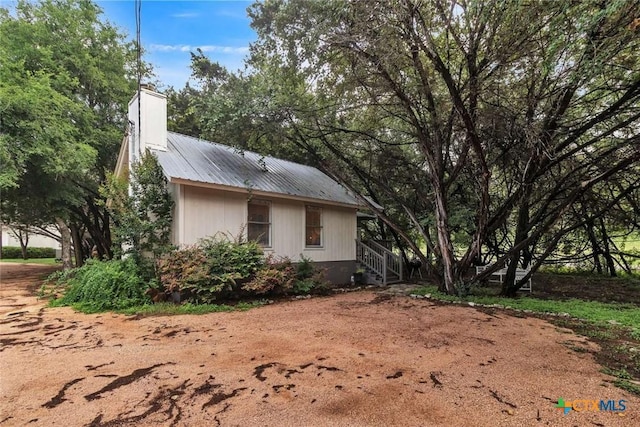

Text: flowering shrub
xmin=157 ymin=237 xmax=264 ymax=303
xmin=243 ymin=255 xmax=296 ymax=295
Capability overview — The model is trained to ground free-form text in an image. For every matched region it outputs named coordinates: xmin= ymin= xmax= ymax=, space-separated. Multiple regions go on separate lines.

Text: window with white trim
xmin=305 ymin=205 xmax=323 ymax=247
xmin=248 ymin=199 xmax=271 ymax=246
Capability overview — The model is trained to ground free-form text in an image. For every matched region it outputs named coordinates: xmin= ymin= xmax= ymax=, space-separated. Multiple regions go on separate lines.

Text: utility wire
xmin=135 ymin=0 xmax=142 ymax=158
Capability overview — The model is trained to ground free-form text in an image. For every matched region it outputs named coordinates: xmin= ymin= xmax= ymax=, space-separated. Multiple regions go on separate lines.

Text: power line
xmin=135 ymin=0 xmax=141 ymax=158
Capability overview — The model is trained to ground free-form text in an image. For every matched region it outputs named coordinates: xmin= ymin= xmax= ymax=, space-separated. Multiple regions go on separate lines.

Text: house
xmin=1 ymin=223 xmax=61 ymax=254
xmin=115 ymin=87 xmax=381 ymax=284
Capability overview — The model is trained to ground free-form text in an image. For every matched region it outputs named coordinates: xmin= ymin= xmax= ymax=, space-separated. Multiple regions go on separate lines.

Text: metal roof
xmin=150 ymin=132 xmax=361 ymax=207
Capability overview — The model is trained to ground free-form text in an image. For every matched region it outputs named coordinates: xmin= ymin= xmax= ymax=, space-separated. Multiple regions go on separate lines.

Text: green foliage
xmin=237 ymin=0 xmax=640 ymax=295
xmin=200 ymin=236 xmax=264 ymax=280
xmin=157 ymin=236 xmax=264 ymax=303
xmin=1 ymin=246 xmax=55 ymax=259
xmin=413 ymin=285 xmax=640 ymax=328
xmin=118 ymin=301 xmax=263 ymax=316
xmin=156 ymin=239 xmax=328 ymax=303
xmin=295 ymin=254 xmax=329 ymax=294
xmin=157 ymin=246 xmax=209 ymax=293
xmin=130 ymin=151 xmax=175 ymax=257
xmin=48 ymin=258 xmax=150 ymax=313
xmin=296 ymin=254 xmax=315 ymax=279
xmin=243 ymin=256 xmax=296 ymax=295
xmin=39 ymin=267 xmax=78 ymax=299
xmin=601 ymin=367 xmax=640 ymax=396
xmin=3 ymin=258 xmax=58 ymax=265
xmin=242 ymin=254 xmax=328 ymax=296
xmin=0 ymin=0 xmax=142 ymax=261
xmin=293 ymin=278 xmax=317 ymax=294
xmin=166 ymin=84 xmax=202 ymax=137
xmin=613 ymin=379 xmax=640 ymax=396
xmin=102 ymin=151 xmax=174 ymax=279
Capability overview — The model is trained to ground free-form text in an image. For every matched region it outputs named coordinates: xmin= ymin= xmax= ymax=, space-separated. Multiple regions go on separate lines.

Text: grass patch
xmin=1 ymin=258 xmax=59 ymax=265
xmin=613 ymin=379 xmax=640 ymax=395
xmin=413 ymin=285 xmax=639 ymax=328
xmin=117 ymin=301 xmax=264 ymax=316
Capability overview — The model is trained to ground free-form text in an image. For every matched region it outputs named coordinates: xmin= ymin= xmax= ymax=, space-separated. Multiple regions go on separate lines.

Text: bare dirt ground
xmin=1 ymin=263 xmax=638 ymax=426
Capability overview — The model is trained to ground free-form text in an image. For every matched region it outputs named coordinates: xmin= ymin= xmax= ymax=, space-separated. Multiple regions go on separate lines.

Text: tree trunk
xmin=434 ymin=183 xmax=456 ymax=294
xmin=16 ymin=229 xmax=29 ymax=260
xmin=502 ymin=193 xmax=530 ymax=297
xmin=70 ymin=223 xmax=85 ymax=267
xmin=56 ymin=218 xmax=73 ymax=270
xmin=584 ymin=219 xmax=603 ymax=274
xmin=599 ymin=218 xmax=616 ymax=277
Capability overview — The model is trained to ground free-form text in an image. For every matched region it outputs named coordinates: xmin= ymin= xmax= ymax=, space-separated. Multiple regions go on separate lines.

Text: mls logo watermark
xmin=556 ymin=397 xmax=627 ymax=415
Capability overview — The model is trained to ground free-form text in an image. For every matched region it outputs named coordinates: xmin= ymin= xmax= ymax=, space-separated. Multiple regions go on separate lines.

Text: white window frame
xmin=305 ymin=205 xmax=323 ymax=248
xmin=248 ymin=199 xmax=271 ymax=247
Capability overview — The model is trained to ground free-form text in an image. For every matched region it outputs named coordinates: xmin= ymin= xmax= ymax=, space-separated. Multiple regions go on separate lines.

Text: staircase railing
xmin=368 ymin=240 xmax=403 ymax=282
xmin=355 ymin=240 xmax=403 ymax=285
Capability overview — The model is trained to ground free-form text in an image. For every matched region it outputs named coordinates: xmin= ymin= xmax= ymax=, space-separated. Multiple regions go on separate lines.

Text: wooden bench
xmin=475 ymin=265 xmax=532 ymax=292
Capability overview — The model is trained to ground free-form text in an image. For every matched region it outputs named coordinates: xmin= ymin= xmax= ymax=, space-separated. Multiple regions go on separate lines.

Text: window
xmin=305 ymin=205 xmax=322 ymax=247
xmin=248 ymin=200 xmax=271 ymax=246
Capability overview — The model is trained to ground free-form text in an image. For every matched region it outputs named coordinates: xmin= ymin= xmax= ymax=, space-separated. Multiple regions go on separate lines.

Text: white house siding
xmin=270 ymin=199 xmax=356 ymax=262
xmin=175 ymin=184 xmax=357 ymax=283
xmin=300 ymin=206 xmax=356 ymax=262
xmin=179 ymin=185 xmax=247 ymax=245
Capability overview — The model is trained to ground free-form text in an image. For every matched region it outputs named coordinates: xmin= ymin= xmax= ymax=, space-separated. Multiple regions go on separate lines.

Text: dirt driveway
xmin=0 ymin=263 xmax=637 ymax=426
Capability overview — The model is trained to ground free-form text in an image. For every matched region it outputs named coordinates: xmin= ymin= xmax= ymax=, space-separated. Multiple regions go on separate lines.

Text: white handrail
xmin=356 ymin=240 xmax=403 ymax=284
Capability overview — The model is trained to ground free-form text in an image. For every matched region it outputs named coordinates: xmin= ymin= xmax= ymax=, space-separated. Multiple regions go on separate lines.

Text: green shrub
xmin=157 ymin=246 xmax=210 ymax=294
xmin=200 ymin=236 xmax=264 ymax=281
xmin=243 ymin=256 xmax=296 ymax=295
xmin=296 ymin=255 xmax=315 ymax=279
xmin=294 ymin=255 xmax=329 ymax=294
xmin=293 ymin=277 xmax=317 ymax=294
xmin=156 ymin=239 xmax=329 ymax=303
xmin=50 ymin=258 xmax=149 ymax=313
xmin=157 ymin=236 xmax=265 ymax=303
xmin=1 ymin=246 xmax=56 ymax=259
xmin=1 ymin=246 xmax=21 ymax=258
xmin=39 ymin=268 xmax=77 ymax=299
xmin=243 ymin=255 xmax=328 ymax=296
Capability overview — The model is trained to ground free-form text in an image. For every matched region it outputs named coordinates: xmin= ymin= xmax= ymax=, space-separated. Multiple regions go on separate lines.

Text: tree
xmin=102 ymin=151 xmax=174 ymax=280
xmin=239 ymin=0 xmax=640 ymax=295
xmin=166 ymin=83 xmax=202 ymax=137
xmin=0 ymin=0 xmax=143 ymax=267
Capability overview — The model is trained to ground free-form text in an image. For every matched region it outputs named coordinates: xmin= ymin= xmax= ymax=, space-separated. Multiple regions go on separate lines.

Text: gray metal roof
xmin=150 ymin=132 xmax=361 ymax=207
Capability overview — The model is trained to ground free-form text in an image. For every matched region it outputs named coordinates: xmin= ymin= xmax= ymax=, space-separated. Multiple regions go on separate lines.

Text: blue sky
xmin=97 ymin=0 xmax=257 ymax=89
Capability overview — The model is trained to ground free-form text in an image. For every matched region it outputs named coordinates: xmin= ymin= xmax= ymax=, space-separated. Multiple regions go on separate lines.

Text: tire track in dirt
xmin=2 ymin=263 xmax=639 ymax=427
xmin=85 ymin=363 xmax=174 ymax=401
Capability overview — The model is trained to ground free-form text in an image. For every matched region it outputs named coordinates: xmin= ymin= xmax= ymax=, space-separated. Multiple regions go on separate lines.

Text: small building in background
xmin=1 ymin=223 xmax=61 ymax=257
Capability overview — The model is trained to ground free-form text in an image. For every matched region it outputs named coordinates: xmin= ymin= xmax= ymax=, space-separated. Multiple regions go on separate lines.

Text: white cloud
xmin=149 ymin=44 xmax=249 ymax=54
xmin=216 ymin=10 xmax=248 ymax=20
xmin=171 ymin=12 xmax=199 ymax=18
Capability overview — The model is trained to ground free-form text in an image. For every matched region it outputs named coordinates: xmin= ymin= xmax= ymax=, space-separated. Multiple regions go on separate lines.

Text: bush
xmin=200 ymin=236 xmax=264 ymax=281
xmin=49 ymin=258 xmax=150 ymax=313
xmin=156 ymin=239 xmax=329 ymax=303
xmin=157 ymin=236 xmax=265 ymax=303
xmin=293 ymin=277 xmax=317 ymax=294
xmin=296 ymin=255 xmax=315 ymax=279
xmin=157 ymin=246 xmax=209 ymax=294
xmin=243 ymin=255 xmax=328 ymax=296
xmin=243 ymin=256 xmax=297 ymax=295
xmin=1 ymin=246 xmax=56 ymax=259
xmin=294 ymin=255 xmax=329 ymax=294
